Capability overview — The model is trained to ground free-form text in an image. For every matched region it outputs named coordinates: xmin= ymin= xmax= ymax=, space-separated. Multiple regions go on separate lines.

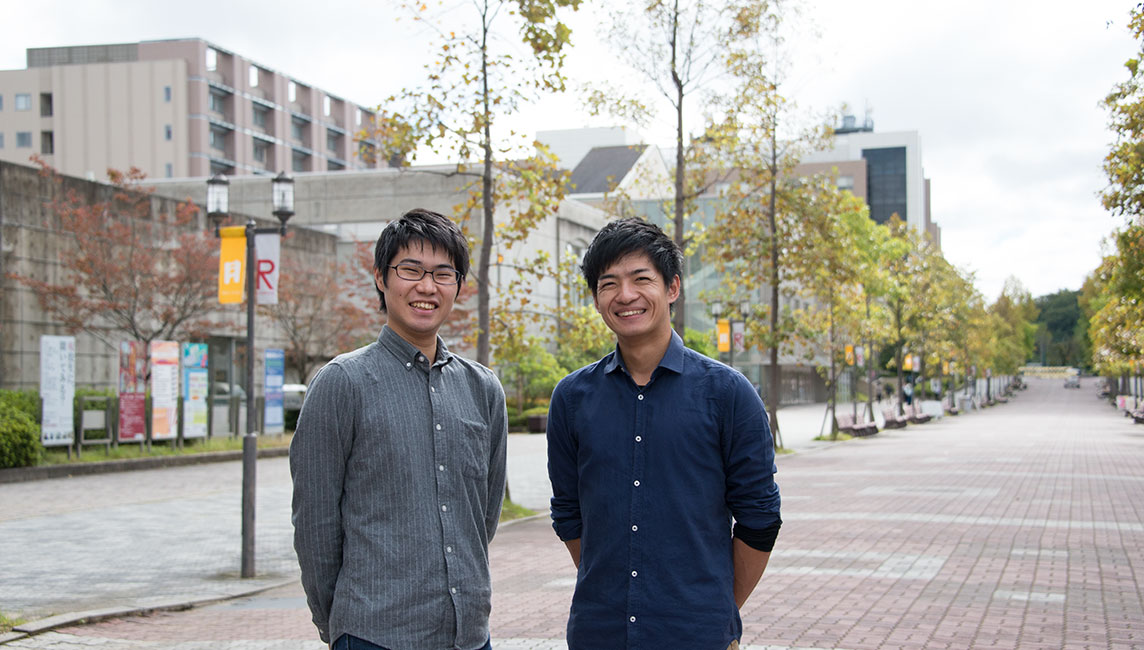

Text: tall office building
xmin=0 ymin=39 xmax=382 ymax=180
xmin=800 ymin=116 xmax=941 ymax=247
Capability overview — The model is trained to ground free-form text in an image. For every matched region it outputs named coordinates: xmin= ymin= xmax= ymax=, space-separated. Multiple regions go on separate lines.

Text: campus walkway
xmin=1 ymin=377 xmax=1142 ymax=649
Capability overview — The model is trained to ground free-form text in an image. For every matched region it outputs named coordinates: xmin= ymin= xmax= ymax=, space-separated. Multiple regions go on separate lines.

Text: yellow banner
xmin=844 ymin=344 xmax=855 ymax=366
xmin=716 ymin=319 xmax=731 ymax=353
xmin=218 ymin=226 xmax=246 ymax=304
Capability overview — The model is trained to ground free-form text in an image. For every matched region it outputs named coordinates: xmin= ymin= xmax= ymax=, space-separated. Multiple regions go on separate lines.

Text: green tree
xmin=363 ymin=0 xmax=579 ymax=367
xmin=1102 ymin=5 xmax=1144 ymax=219
xmin=590 ymin=0 xmax=780 ymax=336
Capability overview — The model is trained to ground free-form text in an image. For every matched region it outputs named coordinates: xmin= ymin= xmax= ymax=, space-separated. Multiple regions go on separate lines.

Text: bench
xmin=837 ymin=412 xmax=878 ymax=437
xmin=881 ymin=407 xmax=908 ymax=429
xmin=905 ymin=404 xmax=931 ymax=424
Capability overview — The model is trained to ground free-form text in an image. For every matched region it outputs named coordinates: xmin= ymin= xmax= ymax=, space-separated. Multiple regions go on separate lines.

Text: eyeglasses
xmin=389 ymin=263 xmax=461 ymax=286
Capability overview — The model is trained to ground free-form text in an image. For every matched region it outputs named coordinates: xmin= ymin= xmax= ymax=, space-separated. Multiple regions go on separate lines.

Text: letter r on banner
xmin=255 ymin=233 xmax=281 ymax=305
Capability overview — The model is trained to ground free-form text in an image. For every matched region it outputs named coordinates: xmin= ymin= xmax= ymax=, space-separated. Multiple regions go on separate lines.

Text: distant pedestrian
xmin=291 ymin=209 xmax=507 ymax=650
xmin=903 ymin=381 xmax=914 ymax=405
xmin=546 ymin=218 xmax=782 ymax=649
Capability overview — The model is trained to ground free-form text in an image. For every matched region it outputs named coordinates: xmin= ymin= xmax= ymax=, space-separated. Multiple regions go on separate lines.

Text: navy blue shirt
xmin=547 ymin=332 xmax=781 ymax=650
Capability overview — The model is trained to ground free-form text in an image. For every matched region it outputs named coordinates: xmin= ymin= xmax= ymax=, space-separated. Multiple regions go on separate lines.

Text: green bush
xmin=0 ymin=389 xmax=40 ymax=424
xmin=0 ymin=401 xmax=42 ymax=469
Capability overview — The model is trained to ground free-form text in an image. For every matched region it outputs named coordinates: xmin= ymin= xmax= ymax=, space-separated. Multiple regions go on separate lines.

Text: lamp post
xmin=712 ymin=301 xmax=750 ymax=371
xmin=206 ymin=171 xmax=294 ymax=578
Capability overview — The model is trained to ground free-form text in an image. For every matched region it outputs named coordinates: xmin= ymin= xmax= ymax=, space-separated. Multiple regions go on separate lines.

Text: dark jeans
xmin=332 ymin=633 xmax=492 ymax=650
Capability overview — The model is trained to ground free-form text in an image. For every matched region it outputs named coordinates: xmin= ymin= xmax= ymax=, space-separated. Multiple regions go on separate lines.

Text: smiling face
xmin=374 ymin=242 xmax=458 ymax=353
xmin=593 ymin=251 xmax=680 ymax=346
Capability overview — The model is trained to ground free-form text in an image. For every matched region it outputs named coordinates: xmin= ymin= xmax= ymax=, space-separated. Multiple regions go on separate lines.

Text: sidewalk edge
xmin=0 ymin=447 xmax=290 ymax=484
xmin=3 ymin=578 xmax=299 ymax=645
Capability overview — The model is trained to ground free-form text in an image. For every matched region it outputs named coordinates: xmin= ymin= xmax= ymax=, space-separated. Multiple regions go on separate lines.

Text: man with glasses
xmin=291 ymin=208 xmax=508 ymax=650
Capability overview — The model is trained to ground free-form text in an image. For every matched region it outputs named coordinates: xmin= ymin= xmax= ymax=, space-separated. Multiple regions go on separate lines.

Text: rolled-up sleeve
xmin=485 ymin=375 xmax=508 ymax=542
xmin=722 ymin=373 xmax=781 ymax=531
xmin=290 ymin=363 xmax=354 ymax=642
xmin=547 ymin=381 xmax=582 ymax=541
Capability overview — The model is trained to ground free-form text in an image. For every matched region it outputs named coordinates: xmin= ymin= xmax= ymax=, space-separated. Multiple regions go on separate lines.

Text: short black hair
xmin=580 ymin=217 xmax=683 ymax=295
xmin=373 ymin=208 xmax=469 ymax=312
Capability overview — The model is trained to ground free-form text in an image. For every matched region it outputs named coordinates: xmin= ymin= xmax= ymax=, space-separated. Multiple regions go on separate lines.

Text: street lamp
xmin=206 ymin=172 xmax=294 ymax=579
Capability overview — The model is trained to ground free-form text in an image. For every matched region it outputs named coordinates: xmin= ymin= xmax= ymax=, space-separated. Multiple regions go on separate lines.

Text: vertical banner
xmin=182 ymin=343 xmax=209 ymax=439
xmin=150 ymin=341 xmax=180 ymax=441
xmin=39 ymin=335 xmax=75 ymax=447
xmin=255 ymin=233 xmax=280 ymax=305
xmin=264 ymin=348 xmax=285 ymax=434
xmin=856 ymin=346 xmax=866 ymax=367
xmin=218 ymin=226 xmax=246 ymax=304
xmin=844 ymin=344 xmax=855 ymax=366
xmin=118 ymin=341 xmax=146 ymax=442
xmin=731 ymin=321 xmax=745 ymax=354
xmin=716 ymin=319 xmax=731 ymax=353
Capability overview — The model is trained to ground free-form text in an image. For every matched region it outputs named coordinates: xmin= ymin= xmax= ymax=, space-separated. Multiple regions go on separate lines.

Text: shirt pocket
xmin=457 ymin=418 xmax=490 ymax=480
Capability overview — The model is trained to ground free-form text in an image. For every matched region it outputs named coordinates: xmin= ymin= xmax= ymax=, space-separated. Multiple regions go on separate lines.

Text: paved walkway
xmin=2 ymin=377 xmax=1142 ymax=649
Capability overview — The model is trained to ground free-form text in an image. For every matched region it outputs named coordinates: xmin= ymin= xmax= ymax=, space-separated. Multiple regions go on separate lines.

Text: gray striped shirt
xmin=291 ymin=326 xmax=507 ymax=649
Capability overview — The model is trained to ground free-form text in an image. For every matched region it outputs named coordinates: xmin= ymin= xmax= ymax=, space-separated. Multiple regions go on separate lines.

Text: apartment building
xmin=0 ymin=39 xmax=382 ymax=180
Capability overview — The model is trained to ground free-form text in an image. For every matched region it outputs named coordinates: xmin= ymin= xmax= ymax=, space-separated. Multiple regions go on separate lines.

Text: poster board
xmin=40 ymin=335 xmax=75 ymax=447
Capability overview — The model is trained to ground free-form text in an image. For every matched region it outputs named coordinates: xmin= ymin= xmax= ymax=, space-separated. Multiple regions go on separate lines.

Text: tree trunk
xmin=766 ymin=131 xmax=782 ymax=449
xmin=476 ymin=14 xmax=493 ymax=367
xmin=670 ymin=0 xmax=687 ymax=337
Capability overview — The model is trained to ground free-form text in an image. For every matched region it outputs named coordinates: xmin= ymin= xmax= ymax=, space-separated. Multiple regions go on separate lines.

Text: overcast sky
xmin=3 ymin=0 xmax=1138 ymax=301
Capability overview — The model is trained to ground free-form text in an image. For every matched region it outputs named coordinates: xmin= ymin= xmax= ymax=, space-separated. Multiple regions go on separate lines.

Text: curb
xmin=1 ymin=577 xmax=299 ymax=646
xmin=0 ymin=446 xmax=291 ymax=484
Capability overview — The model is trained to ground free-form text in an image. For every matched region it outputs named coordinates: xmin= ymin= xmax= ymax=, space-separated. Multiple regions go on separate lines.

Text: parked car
xmin=283 ymin=383 xmax=307 ymax=412
xmin=212 ymin=381 xmax=247 ymax=405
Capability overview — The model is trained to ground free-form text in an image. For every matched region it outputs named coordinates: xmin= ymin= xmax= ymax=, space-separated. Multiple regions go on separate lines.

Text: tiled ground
xmin=3 ymin=377 xmax=1142 ymax=649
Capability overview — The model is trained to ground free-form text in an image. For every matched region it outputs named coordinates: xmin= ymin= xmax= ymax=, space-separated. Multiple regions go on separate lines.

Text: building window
xmin=165 ymin=163 xmax=173 ymax=178
xmin=164 ymin=86 xmax=172 ymax=102
xmin=291 ymin=118 xmax=306 ymax=141
xmin=288 ymin=81 xmax=297 ymax=103
xmin=328 ymin=160 xmax=345 ymax=171
xmin=40 ymin=93 xmax=52 ymax=117
xmin=209 ymin=127 xmax=227 ymax=151
xmin=323 ymin=96 xmax=331 ymax=116
xmin=0 ymin=94 xmax=4 ymax=111
xmin=327 ymin=129 xmax=339 ymax=152
xmin=253 ymin=140 xmax=269 ymax=164
xmin=292 ymin=149 xmax=308 ymax=172
xmin=249 ymin=65 xmax=259 ymax=88
xmin=0 ymin=133 xmax=5 ymax=148
xmin=206 ymin=48 xmax=218 ymax=71
xmin=252 ymin=105 xmax=269 ymax=129
xmin=15 ymin=94 xmax=31 ymax=111
xmin=164 ymin=125 xmax=173 ymax=141
xmin=16 ymin=131 xmax=32 ymax=148
xmin=209 ymin=91 xmax=226 ymax=114
xmin=40 ymin=131 xmax=53 ymax=154
xmin=837 ymin=175 xmax=854 ymax=191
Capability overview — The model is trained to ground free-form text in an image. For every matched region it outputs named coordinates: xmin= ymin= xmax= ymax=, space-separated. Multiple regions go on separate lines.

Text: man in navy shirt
xmin=547 ymin=218 xmax=782 ymax=650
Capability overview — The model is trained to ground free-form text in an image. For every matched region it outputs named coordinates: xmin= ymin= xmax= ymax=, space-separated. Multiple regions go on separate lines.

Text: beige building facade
xmin=0 ymin=39 xmax=382 ymax=181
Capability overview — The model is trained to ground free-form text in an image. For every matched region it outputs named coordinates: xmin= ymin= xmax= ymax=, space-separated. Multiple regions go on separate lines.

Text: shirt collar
xmin=603 ymin=330 xmax=685 ymax=377
xmin=378 ymin=325 xmax=453 ymax=367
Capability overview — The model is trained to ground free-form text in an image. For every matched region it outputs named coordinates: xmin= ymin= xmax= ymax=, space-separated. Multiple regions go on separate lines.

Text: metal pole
xmin=241 ymin=219 xmax=257 ymax=578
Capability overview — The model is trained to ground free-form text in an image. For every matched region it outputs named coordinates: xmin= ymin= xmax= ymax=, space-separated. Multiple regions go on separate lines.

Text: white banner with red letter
xmin=255 ymin=233 xmax=280 ymax=305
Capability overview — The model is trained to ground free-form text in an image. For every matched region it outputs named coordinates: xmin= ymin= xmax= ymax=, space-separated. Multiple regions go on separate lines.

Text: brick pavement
xmin=3 ymin=376 xmax=1142 ymax=649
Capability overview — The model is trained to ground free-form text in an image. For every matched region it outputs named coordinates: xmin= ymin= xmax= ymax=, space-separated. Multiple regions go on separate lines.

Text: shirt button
xmin=430 ymin=386 xmax=436 ymax=393
xmin=635 ymin=436 xmax=642 ymax=442
xmin=446 ymin=546 xmax=453 ymax=553
xmin=419 ymin=355 xmax=426 ymax=362
xmin=436 ymin=423 xmax=442 ymax=430
xmin=405 ymin=362 xmax=412 ymax=369
xmin=629 ymin=616 xmax=636 ymax=623
xmin=637 ymin=394 xmax=644 ymax=401
xmin=441 ymin=504 xmax=448 ymax=512
xmin=633 ymin=480 xmax=640 ymax=487
xmin=451 ymin=587 xmax=457 ymax=594
xmin=632 ymin=525 xmax=638 ymax=532
xmin=438 ymin=464 xmax=445 ymax=471
xmin=631 ymin=570 xmax=638 ymax=577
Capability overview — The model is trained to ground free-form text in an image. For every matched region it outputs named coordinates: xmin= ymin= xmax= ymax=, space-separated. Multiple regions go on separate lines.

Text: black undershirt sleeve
xmin=733 ymin=519 xmax=782 ymax=552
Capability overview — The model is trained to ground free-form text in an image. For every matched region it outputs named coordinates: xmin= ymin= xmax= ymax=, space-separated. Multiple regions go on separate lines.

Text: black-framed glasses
xmin=389 ymin=263 xmax=461 ymax=285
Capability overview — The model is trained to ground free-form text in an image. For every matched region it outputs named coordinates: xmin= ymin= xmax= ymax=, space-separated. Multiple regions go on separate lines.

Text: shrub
xmin=0 ymin=389 xmax=40 ymax=424
xmin=0 ymin=401 xmax=42 ymax=469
